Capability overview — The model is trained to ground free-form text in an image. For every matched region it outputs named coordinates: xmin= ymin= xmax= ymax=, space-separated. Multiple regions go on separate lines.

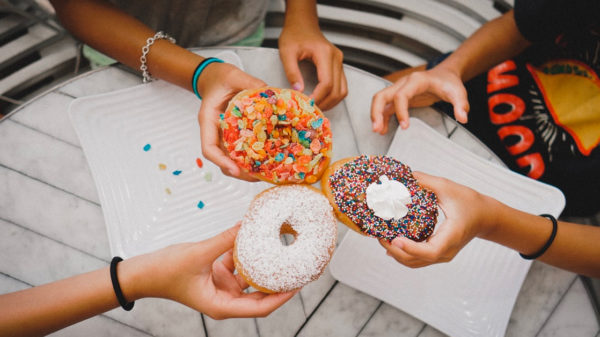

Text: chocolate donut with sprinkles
xmin=220 ymin=86 xmax=332 ymax=184
xmin=321 ymin=155 xmax=438 ymax=242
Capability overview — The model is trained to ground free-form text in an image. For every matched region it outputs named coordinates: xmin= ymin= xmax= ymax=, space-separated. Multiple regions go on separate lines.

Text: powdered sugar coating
xmin=235 ymin=185 xmax=337 ymax=292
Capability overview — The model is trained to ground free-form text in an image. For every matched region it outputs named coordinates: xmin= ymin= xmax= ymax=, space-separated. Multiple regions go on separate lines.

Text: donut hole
xmin=279 ymin=223 xmax=298 ymax=246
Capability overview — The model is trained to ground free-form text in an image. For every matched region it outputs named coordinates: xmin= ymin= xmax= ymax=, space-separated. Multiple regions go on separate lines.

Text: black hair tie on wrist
xmin=110 ymin=256 xmax=135 ymax=311
xmin=519 ymin=214 xmax=558 ymax=260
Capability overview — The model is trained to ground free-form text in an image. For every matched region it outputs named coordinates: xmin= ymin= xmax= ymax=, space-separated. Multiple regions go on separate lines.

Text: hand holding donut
xmin=378 ymin=172 xmax=495 ymax=268
xmin=128 ymin=224 xmax=298 ymax=318
xmin=196 ymin=62 xmax=266 ymax=181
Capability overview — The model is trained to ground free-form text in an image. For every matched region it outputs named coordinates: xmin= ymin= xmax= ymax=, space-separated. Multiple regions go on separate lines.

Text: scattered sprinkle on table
xmin=143 ymin=144 xmax=151 ymax=151
xmin=196 ymin=158 xmax=203 ymax=168
xmin=165 ymin=188 xmax=171 ymax=195
xmin=197 ymin=201 xmax=205 ymax=209
xmin=204 ymin=172 xmax=212 ymax=181
xmin=172 ymin=170 xmax=182 ymax=176
xmin=158 ymin=163 xmax=167 ymax=170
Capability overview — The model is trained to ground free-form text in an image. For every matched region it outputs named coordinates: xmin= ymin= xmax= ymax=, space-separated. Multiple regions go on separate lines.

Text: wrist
xmin=435 ymin=59 xmax=465 ymax=82
xmin=194 ymin=60 xmax=225 ymax=100
xmin=117 ymin=254 xmax=156 ymax=302
xmin=476 ymin=194 xmax=506 ymax=240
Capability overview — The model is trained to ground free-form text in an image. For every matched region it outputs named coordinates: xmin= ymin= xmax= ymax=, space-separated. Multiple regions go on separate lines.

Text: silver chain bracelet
xmin=140 ymin=31 xmax=176 ymax=83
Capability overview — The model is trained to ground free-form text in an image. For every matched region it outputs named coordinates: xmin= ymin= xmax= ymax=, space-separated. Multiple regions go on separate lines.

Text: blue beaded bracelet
xmin=192 ymin=57 xmax=224 ymax=100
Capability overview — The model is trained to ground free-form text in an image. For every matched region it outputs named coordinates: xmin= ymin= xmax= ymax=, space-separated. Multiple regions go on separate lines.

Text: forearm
xmin=0 ymin=257 xmax=149 ymax=336
xmin=438 ymin=10 xmax=530 ymax=82
xmin=284 ymin=0 xmax=319 ymax=30
xmin=50 ymin=0 xmax=203 ymax=91
xmin=481 ymin=199 xmax=600 ymax=278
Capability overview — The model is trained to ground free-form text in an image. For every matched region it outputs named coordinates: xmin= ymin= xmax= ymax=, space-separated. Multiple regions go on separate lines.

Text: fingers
xmin=200 ymin=224 xmax=240 ymax=261
xmin=371 ymin=83 xmax=405 ymax=134
xmin=214 ymin=290 xmax=298 ymax=319
xmin=379 ymin=239 xmax=433 ymax=268
xmin=198 ymin=107 xmax=240 ymax=176
xmin=216 ymin=250 xmax=249 ymax=289
xmin=279 ymin=47 xmax=305 ymax=92
xmin=412 ymin=171 xmax=445 ymax=193
xmin=446 ymin=84 xmax=470 ymax=123
xmin=391 ymin=237 xmax=445 ymax=263
xmin=310 ymin=48 xmax=347 ymax=111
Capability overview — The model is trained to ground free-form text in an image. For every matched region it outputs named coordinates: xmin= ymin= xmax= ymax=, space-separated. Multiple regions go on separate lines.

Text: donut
xmin=233 ymin=184 xmax=337 ymax=293
xmin=220 ymin=86 xmax=332 ymax=184
xmin=321 ymin=155 xmax=438 ymax=242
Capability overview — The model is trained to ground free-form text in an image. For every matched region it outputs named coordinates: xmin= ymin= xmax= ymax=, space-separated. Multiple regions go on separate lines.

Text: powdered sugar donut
xmin=233 ymin=185 xmax=337 ymax=293
xmin=220 ymin=86 xmax=332 ymax=184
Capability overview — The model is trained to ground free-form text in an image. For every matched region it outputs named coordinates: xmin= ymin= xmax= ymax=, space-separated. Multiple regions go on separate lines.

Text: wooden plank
xmin=357 ymin=303 xmax=425 ymax=337
xmin=536 ymin=278 xmax=599 ymax=337
xmin=296 ymin=282 xmax=380 ymax=337
xmin=505 ymin=262 xmax=576 ymax=336
xmin=0 ymin=119 xmax=99 ymax=203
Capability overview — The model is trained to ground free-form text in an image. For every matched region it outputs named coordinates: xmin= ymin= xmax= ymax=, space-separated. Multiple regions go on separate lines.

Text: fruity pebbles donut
xmin=321 ymin=155 xmax=438 ymax=242
xmin=220 ymin=86 xmax=332 ymax=184
xmin=233 ymin=184 xmax=337 ymax=293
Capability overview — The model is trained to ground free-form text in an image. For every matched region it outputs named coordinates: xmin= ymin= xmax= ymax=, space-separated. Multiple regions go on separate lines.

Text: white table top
xmin=1 ymin=47 xmax=598 ymax=337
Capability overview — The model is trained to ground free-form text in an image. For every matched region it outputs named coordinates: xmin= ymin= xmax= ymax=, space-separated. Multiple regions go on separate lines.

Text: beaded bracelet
xmin=140 ymin=31 xmax=176 ymax=83
xmin=192 ymin=57 xmax=224 ymax=99
xmin=519 ymin=214 xmax=558 ymax=260
xmin=110 ymin=256 xmax=135 ymax=311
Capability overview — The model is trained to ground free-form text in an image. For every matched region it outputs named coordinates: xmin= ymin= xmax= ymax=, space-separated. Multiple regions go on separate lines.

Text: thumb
xmin=199 ymin=223 xmax=241 ymax=260
xmin=279 ymin=48 xmax=304 ymax=92
xmin=448 ymin=85 xmax=470 ymax=124
xmin=412 ymin=171 xmax=446 ymax=196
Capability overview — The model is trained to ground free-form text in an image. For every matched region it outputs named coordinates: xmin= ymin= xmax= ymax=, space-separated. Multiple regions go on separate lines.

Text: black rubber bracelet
xmin=519 ymin=214 xmax=558 ymax=260
xmin=110 ymin=256 xmax=135 ymax=311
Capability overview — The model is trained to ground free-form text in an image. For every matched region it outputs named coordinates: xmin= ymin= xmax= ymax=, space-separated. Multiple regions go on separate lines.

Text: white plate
xmin=69 ymin=55 xmax=275 ymax=258
xmin=329 ymin=118 xmax=565 ymax=337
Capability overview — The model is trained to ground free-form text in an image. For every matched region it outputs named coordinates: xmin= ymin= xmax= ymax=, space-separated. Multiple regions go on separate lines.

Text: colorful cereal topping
xmin=143 ymin=144 xmax=151 ymax=151
xmin=172 ymin=170 xmax=182 ymax=176
xmin=329 ymin=155 xmax=438 ymax=242
xmin=220 ymin=87 xmax=332 ymax=184
xmin=197 ymin=200 xmax=205 ymax=209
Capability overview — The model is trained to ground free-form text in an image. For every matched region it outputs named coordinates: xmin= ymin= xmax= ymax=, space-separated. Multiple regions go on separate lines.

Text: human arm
xmin=278 ymin=0 xmax=347 ymax=110
xmin=49 ymin=0 xmax=264 ymax=180
xmin=0 ymin=225 xmax=296 ymax=337
xmin=371 ymin=10 xmax=531 ymax=132
xmin=379 ymin=172 xmax=600 ymax=278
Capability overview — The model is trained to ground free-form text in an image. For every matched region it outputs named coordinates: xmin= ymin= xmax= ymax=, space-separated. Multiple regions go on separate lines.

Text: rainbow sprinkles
xmin=329 ymin=155 xmax=438 ymax=242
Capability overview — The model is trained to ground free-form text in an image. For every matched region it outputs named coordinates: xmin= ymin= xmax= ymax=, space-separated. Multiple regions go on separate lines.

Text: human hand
xmin=379 ymin=172 xmax=497 ymax=268
xmin=279 ymin=22 xmax=347 ymax=111
xmin=371 ymin=66 xmax=469 ymax=133
xmin=195 ymin=62 xmax=266 ymax=181
xmin=128 ymin=224 xmax=297 ymax=319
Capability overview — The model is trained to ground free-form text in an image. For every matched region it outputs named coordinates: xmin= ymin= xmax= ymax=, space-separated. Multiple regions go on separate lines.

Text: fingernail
xmin=400 ymin=121 xmax=409 ymax=129
xmin=457 ymin=109 xmax=467 ymax=123
xmin=292 ymin=82 xmax=302 ymax=91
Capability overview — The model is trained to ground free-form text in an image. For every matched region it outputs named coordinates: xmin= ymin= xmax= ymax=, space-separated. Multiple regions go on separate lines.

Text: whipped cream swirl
xmin=365 ymin=175 xmax=412 ymax=220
